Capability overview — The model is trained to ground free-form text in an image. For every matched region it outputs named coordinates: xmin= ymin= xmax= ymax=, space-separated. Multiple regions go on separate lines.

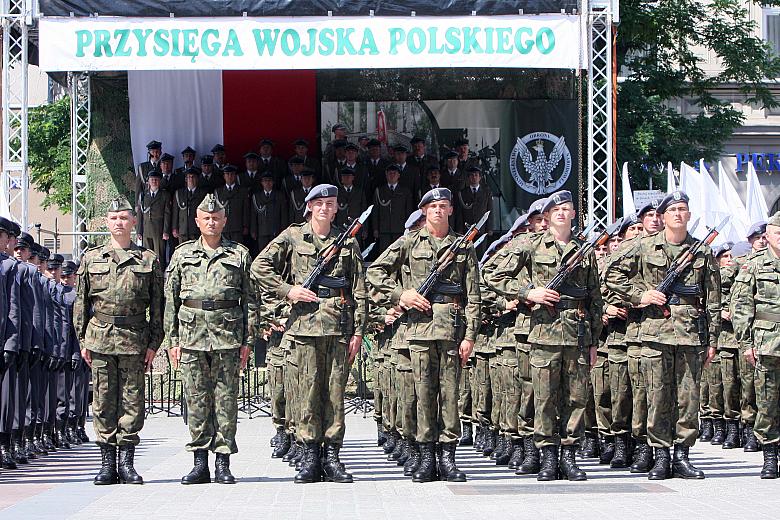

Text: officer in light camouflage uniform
xmin=731 ymin=211 xmax=780 ymax=478
xmin=165 ymin=194 xmax=255 ymax=485
xmin=74 ymin=198 xmax=163 ymax=486
xmin=252 ymin=183 xmax=367 ymax=484
xmin=485 ymin=190 xmax=602 ymax=482
xmin=367 ymin=187 xmax=481 ymax=483
xmin=606 ymin=190 xmax=720 ymax=480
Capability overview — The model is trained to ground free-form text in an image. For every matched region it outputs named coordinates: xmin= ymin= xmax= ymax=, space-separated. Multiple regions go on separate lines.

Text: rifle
xmin=301 ymin=204 xmax=373 ymax=290
xmin=654 ymin=216 xmax=729 ymax=318
xmin=361 ymin=242 xmax=375 ymax=260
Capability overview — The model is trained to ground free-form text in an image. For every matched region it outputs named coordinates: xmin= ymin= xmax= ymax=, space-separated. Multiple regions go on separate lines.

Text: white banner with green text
xmin=38 ymin=15 xmax=585 ymax=72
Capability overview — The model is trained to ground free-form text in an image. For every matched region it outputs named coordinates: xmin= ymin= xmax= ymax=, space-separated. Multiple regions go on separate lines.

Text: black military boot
xmin=24 ymin=427 xmax=37 ymax=460
xmin=722 ymin=420 xmax=741 ymax=449
xmin=630 ymin=440 xmax=654 ymax=473
xmin=495 ymin=436 xmax=514 ymax=466
xmin=482 ymin=429 xmax=497 ymax=457
xmin=710 ymin=419 xmax=726 ymax=445
xmin=560 ymin=445 xmax=587 ymax=481
xmin=68 ymin=421 xmax=81 ymax=446
xmin=214 ymin=453 xmax=236 ymax=484
xmin=33 ymin=425 xmax=48 ymax=455
xmin=437 ymin=442 xmax=466 ymax=482
xmin=292 ymin=441 xmax=305 ymax=469
xmin=744 ymin=425 xmax=761 ymax=452
xmin=760 ymin=443 xmax=779 ymax=479
xmin=383 ymin=430 xmax=398 ymax=455
xmin=377 ymin=423 xmax=388 ymax=446
xmin=282 ymin=437 xmax=298 ymax=462
xmin=396 ymin=439 xmax=411 ymax=466
xmin=42 ymin=427 xmax=56 ymax=451
xmin=610 ymin=433 xmax=632 ymax=469
xmin=492 ymin=435 xmax=507 ymax=461
xmin=118 ymin=445 xmax=143 ymax=484
xmin=181 ymin=449 xmax=211 ymax=484
xmin=294 ymin=443 xmax=322 ymax=484
xmin=403 ymin=441 xmax=421 ymax=477
xmin=94 ymin=444 xmax=118 ymax=485
xmin=698 ymin=418 xmax=714 ymax=442
xmin=78 ymin=425 xmax=89 ymax=443
xmin=388 ymin=437 xmax=405 ymax=461
xmin=599 ymin=435 xmax=615 ymax=464
xmin=12 ymin=432 xmax=28 ymax=464
xmin=269 ymin=426 xmax=282 ymax=447
xmin=647 ymin=447 xmax=671 ymax=480
xmin=322 ymin=443 xmax=353 ymax=483
xmin=536 ymin=445 xmax=559 ymax=481
xmin=672 ymin=444 xmax=705 ymax=479
xmin=272 ymin=431 xmax=292 ymax=458
xmin=507 ymin=438 xmax=524 ymax=470
xmin=57 ymin=424 xmax=72 ymax=449
xmin=412 ymin=442 xmax=437 ymax=483
xmin=516 ymin=436 xmax=541 ymax=475
xmin=460 ymin=422 xmax=474 ymax=446
xmin=0 ymin=437 xmax=18 ymax=470
xmin=581 ymin=432 xmax=599 ymax=458
xmin=474 ymin=426 xmax=484 ymax=452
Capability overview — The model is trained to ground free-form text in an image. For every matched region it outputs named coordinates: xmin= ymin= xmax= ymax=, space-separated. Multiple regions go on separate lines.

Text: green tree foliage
xmin=617 ymin=0 xmax=780 ymax=185
xmin=27 ymin=96 xmax=72 ymax=212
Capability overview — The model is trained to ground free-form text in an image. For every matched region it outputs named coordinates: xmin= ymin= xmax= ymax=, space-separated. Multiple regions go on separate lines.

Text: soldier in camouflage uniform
xmin=74 ymin=198 xmax=163 ymax=485
xmin=606 ymin=191 xmax=720 ymax=480
xmin=731 ymin=211 xmax=780 ymax=478
xmin=267 ymin=301 xmax=292 ymax=459
xmin=166 ymin=194 xmax=255 ymax=485
xmin=367 ymin=188 xmax=481 ymax=483
xmin=485 ymin=190 xmax=602 ymax=481
xmin=472 ymin=275 xmax=498 ymax=458
xmin=252 ymin=184 xmax=367 ymax=484
xmin=368 ymin=303 xmax=390 ymax=447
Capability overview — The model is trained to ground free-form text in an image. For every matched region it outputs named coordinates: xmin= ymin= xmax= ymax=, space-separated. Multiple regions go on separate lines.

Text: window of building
xmin=43 ymin=238 xmax=61 ymax=251
xmin=763 ymin=7 xmax=780 ymax=58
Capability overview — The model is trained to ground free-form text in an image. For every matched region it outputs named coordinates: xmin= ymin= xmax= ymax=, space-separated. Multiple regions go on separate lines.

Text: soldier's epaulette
xmin=289 ymin=222 xmax=306 ymax=229
xmin=173 ymin=239 xmax=197 ymax=253
xmin=82 ymin=244 xmax=103 ymax=256
xmin=224 ymin=240 xmax=249 ymax=253
xmin=644 ymin=230 xmax=661 ymax=238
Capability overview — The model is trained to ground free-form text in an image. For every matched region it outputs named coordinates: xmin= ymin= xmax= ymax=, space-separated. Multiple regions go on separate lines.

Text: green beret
xmin=768 ymin=211 xmax=780 ymax=228
xmin=197 ymin=193 xmax=225 ymax=213
xmin=107 ymin=198 xmax=134 ymax=213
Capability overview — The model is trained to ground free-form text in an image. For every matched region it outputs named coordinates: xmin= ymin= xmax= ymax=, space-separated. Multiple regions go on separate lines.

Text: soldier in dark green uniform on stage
xmin=74 ymin=198 xmax=164 ymax=485
xmin=214 ymin=165 xmax=250 ymax=243
xmin=172 ymin=169 xmax=207 ymax=242
xmin=136 ymin=169 xmax=171 ymax=265
xmin=165 ymin=194 xmax=255 ymax=485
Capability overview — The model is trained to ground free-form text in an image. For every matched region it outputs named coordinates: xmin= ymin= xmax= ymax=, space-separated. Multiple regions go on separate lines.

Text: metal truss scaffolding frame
xmin=69 ymin=71 xmax=90 ymax=257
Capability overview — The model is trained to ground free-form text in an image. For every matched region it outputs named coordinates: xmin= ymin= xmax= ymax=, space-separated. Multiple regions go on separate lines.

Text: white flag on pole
xmin=745 ymin=162 xmax=770 ymax=225
xmin=621 ymin=163 xmax=636 ymax=217
xmin=666 ymin=161 xmax=676 ymax=193
xmin=717 ymin=161 xmax=749 ymax=240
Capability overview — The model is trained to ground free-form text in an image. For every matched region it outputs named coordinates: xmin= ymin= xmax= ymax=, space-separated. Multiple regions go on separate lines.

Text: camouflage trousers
xmin=719 ymin=349 xmax=741 ymax=421
xmin=628 ymin=343 xmax=648 ymax=441
xmin=180 ymin=348 xmax=240 ymax=454
xmin=608 ymin=345 xmax=632 ymax=435
xmin=739 ymin=349 xmax=758 ymax=426
xmin=472 ymin=353 xmax=495 ymax=429
xmin=702 ymin=352 xmax=724 ymax=419
xmin=591 ymin=352 xmax=612 ymax=436
xmin=409 ymin=340 xmax=461 ymax=444
xmin=294 ymin=335 xmax=349 ymax=445
xmin=754 ymin=355 xmax=780 ymax=445
xmin=373 ymin=356 xmax=385 ymax=426
xmin=283 ymin=336 xmax=298 ymax=434
xmin=497 ymin=347 xmax=520 ymax=438
xmin=530 ymin=344 xmax=589 ymax=448
xmin=268 ymin=341 xmax=287 ymax=429
xmin=641 ymin=342 xmax=704 ymax=448
xmin=458 ymin=360 xmax=472 ymax=422
xmin=386 ymin=350 xmax=399 ymax=434
xmin=516 ymin=341 xmax=534 ymax=438
xmin=91 ymin=352 xmax=145 ymax=446
xmin=395 ymin=348 xmax=417 ymax=440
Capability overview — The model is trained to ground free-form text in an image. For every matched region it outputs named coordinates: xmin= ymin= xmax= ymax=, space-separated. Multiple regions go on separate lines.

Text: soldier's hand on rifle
xmin=526 ymin=288 xmax=560 ymax=306
xmin=240 ymin=345 xmax=251 ymax=369
xmin=605 ymin=304 xmax=627 ymax=319
xmin=287 ymin=286 xmax=319 ymax=303
xmin=80 ymin=348 xmax=92 ymax=368
xmin=505 ymin=299 xmax=520 ymax=311
xmin=721 ymin=310 xmax=731 ymax=321
xmin=348 ymin=335 xmax=362 ymax=364
xmin=704 ymin=346 xmax=717 ymax=367
xmin=170 ymin=345 xmax=181 ymax=370
xmin=459 ymin=339 xmax=474 ymax=368
xmin=745 ymin=347 xmax=757 ymax=367
xmin=144 ymin=348 xmax=156 ymax=373
xmin=640 ymin=289 xmax=666 ymax=307
xmin=400 ymin=289 xmax=431 ymax=312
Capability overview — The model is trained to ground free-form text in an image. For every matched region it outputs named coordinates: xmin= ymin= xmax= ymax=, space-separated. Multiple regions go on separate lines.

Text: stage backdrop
xmin=128 ymin=69 xmax=317 ymax=173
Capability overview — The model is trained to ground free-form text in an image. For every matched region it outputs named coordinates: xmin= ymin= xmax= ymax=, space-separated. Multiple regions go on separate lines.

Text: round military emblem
xmin=509 ymin=132 xmax=572 ymax=195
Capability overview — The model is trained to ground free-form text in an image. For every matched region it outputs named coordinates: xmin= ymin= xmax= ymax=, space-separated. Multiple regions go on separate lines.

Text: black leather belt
xmin=667 ymin=295 xmax=700 ymax=306
xmin=315 ymin=288 xmax=346 ymax=298
xmin=554 ymin=299 xmax=583 ymax=310
xmin=183 ymin=299 xmax=239 ymax=310
xmin=430 ymin=294 xmax=458 ymax=304
xmin=93 ymin=311 xmax=146 ymax=326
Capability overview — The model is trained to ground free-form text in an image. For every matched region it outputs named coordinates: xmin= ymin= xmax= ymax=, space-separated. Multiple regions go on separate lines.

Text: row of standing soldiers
xmin=0 ymin=218 xmax=90 ymax=475
xmin=134 ymin=135 xmax=490 ymax=266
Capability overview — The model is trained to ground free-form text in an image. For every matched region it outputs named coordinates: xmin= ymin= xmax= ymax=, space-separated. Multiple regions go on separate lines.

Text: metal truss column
xmin=1 ymin=0 xmax=32 ymax=228
xmin=587 ymin=1 xmax=615 ymax=228
xmin=69 ymin=71 xmax=90 ymax=257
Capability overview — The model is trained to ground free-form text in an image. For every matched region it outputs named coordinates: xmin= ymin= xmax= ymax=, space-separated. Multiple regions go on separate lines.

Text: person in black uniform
xmin=250 ymin=172 xmax=288 ymax=256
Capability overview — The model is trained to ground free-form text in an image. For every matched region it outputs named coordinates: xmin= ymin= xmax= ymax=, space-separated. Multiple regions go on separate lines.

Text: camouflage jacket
xmin=483 ymin=230 xmax=603 ymax=348
xmin=251 ymin=221 xmax=367 ymax=338
xmin=604 ymin=236 xmax=643 ymax=347
xmin=731 ymin=248 xmax=780 ymax=356
xmin=718 ymin=262 xmax=739 ymax=349
xmin=164 ymin=237 xmax=256 ymax=350
xmin=74 ymin=243 xmax=164 ymax=355
xmin=483 ymin=235 xmax=532 ymax=345
xmin=605 ymin=231 xmax=721 ymax=348
xmin=366 ymin=227 xmax=481 ymax=343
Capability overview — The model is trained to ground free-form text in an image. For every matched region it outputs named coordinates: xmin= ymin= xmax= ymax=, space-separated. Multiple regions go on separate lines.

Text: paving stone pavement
xmin=1 ymin=412 xmax=779 ymax=520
